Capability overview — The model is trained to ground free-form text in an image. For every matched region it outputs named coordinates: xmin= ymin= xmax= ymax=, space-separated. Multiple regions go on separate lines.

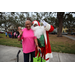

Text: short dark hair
xmin=27 ymin=17 xmax=32 ymax=22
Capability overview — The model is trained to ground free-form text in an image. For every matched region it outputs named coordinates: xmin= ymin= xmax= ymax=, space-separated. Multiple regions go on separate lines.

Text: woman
xmin=18 ymin=20 xmax=41 ymax=62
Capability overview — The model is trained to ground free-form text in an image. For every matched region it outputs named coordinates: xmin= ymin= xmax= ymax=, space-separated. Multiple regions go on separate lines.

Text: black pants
xmin=6 ymin=35 xmax=7 ymax=37
xmin=23 ymin=51 xmax=35 ymax=62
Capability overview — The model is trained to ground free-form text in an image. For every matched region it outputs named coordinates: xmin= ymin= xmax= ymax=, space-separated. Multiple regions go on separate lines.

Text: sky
xmin=5 ymin=12 xmax=75 ymax=17
xmin=4 ymin=12 xmax=57 ymax=18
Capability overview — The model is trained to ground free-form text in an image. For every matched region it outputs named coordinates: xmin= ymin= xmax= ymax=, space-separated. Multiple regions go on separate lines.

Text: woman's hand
xmin=18 ymin=27 xmax=23 ymax=36
xmin=37 ymin=46 xmax=41 ymax=52
xmin=34 ymin=39 xmax=41 ymax=52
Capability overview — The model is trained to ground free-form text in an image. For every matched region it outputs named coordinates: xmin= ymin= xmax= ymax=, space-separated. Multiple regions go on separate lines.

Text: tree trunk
xmin=57 ymin=18 xmax=63 ymax=37
xmin=57 ymin=12 xmax=64 ymax=37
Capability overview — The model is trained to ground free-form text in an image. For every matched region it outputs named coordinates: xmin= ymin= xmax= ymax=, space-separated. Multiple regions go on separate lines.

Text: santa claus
xmin=31 ymin=20 xmax=54 ymax=62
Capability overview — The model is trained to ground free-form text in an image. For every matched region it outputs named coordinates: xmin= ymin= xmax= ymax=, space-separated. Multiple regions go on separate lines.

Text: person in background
xmin=5 ymin=31 xmax=7 ymax=38
xmin=16 ymin=29 xmax=19 ymax=38
xmin=14 ymin=32 xmax=16 ymax=38
xmin=18 ymin=20 xmax=41 ymax=62
xmin=12 ymin=30 xmax=14 ymax=38
xmin=11 ymin=32 xmax=12 ymax=37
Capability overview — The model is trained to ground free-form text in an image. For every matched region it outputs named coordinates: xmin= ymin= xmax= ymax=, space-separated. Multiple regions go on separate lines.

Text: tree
xmin=63 ymin=13 xmax=75 ymax=33
xmin=57 ymin=12 xmax=75 ymax=37
xmin=57 ymin=12 xmax=64 ymax=37
xmin=0 ymin=12 xmax=75 ymax=34
xmin=51 ymin=12 xmax=75 ymax=37
xmin=0 ymin=12 xmax=26 ymax=31
xmin=45 ymin=12 xmax=75 ymax=37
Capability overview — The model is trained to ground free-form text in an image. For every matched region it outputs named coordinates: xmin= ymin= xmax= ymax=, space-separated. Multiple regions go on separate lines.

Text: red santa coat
xmin=35 ymin=24 xmax=54 ymax=62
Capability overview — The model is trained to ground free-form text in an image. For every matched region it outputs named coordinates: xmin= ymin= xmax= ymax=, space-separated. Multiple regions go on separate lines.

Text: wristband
xmin=36 ymin=45 xmax=39 ymax=47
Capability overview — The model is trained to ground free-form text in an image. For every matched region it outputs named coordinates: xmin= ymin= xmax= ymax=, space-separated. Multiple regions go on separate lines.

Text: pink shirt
xmin=14 ymin=32 xmax=16 ymax=36
xmin=19 ymin=28 xmax=36 ymax=53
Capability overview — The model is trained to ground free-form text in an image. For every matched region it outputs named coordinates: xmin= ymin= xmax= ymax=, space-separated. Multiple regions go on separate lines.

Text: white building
xmin=0 ymin=27 xmax=5 ymax=32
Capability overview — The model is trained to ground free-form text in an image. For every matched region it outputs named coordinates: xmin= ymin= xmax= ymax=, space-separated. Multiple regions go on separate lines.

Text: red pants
xmin=35 ymin=47 xmax=45 ymax=59
xmin=35 ymin=47 xmax=49 ymax=61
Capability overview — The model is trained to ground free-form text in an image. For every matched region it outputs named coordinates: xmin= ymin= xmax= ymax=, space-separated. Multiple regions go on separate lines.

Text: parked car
xmin=62 ymin=32 xmax=68 ymax=35
xmin=0 ymin=31 xmax=4 ymax=34
xmin=49 ymin=31 xmax=57 ymax=34
xmin=71 ymin=32 xmax=75 ymax=35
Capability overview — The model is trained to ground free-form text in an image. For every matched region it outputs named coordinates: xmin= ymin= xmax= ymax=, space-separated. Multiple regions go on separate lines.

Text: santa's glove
xmin=40 ymin=20 xmax=48 ymax=26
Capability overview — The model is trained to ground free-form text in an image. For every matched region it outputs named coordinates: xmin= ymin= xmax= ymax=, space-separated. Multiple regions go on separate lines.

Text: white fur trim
xmin=45 ymin=24 xmax=51 ymax=31
xmin=46 ymin=59 xmax=49 ymax=62
xmin=43 ymin=29 xmax=47 ymax=44
xmin=45 ymin=53 xmax=53 ymax=59
xmin=33 ymin=21 xmax=38 ymax=26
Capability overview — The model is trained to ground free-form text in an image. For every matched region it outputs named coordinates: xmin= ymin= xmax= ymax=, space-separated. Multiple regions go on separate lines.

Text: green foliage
xmin=0 ymin=12 xmax=75 ymax=32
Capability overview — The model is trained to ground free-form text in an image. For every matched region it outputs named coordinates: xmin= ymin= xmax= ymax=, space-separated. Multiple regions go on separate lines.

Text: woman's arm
xmin=34 ymin=39 xmax=38 ymax=46
xmin=18 ymin=27 xmax=23 ymax=41
xmin=34 ymin=39 xmax=41 ymax=51
xmin=18 ymin=35 xmax=22 ymax=41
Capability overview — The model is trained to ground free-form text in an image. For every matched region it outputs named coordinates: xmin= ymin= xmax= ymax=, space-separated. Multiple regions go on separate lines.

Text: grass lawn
xmin=49 ymin=34 xmax=75 ymax=54
xmin=0 ymin=34 xmax=22 ymax=48
xmin=0 ymin=33 xmax=75 ymax=54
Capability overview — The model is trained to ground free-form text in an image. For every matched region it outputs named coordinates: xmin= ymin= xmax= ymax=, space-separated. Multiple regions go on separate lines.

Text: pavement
xmin=63 ymin=35 xmax=75 ymax=41
xmin=0 ymin=45 xmax=75 ymax=62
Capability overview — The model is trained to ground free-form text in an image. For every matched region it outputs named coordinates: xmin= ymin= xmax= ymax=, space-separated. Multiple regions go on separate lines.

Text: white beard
xmin=31 ymin=26 xmax=45 ymax=39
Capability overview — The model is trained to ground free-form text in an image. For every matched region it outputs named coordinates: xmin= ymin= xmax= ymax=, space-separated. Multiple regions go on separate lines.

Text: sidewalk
xmin=0 ymin=45 xmax=75 ymax=62
xmin=63 ymin=35 xmax=75 ymax=41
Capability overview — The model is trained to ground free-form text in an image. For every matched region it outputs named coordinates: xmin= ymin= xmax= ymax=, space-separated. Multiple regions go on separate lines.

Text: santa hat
xmin=32 ymin=20 xmax=40 ymax=26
